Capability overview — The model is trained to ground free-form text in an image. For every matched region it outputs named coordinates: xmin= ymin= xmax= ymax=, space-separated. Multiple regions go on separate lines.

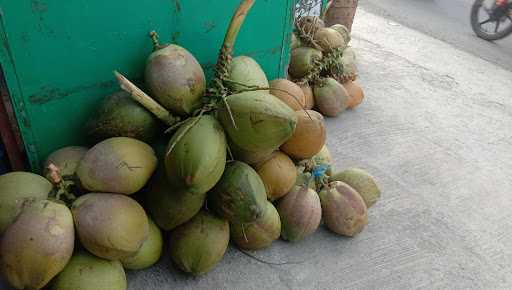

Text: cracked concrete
xmin=2 ymin=8 xmax=512 ymax=290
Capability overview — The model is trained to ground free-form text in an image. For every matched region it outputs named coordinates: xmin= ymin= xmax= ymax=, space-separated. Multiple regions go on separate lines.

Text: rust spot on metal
xmin=31 ymin=0 xmax=48 ymax=13
xmin=171 ymin=31 xmax=181 ymax=43
xmin=174 ymin=0 xmax=181 ymax=13
xmin=203 ymin=21 xmax=216 ymax=33
xmin=28 ymin=80 xmax=116 ymax=105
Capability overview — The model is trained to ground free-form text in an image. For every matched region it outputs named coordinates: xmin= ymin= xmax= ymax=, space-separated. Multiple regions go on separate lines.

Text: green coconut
xmin=72 ymin=193 xmax=149 ymax=260
xmin=330 ymin=24 xmax=351 ymax=44
xmin=340 ymin=46 xmax=358 ymax=81
xmin=314 ymin=27 xmax=346 ymax=52
xmin=1 ymin=200 xmax=74 ymax=290
xmin=145 ymin=42 xmax=206 ymax=116
xmin=230 ymin=201 xmax=281 ymax=250
xmin=145 ymin=168 xmax=206 ymax=231
xmin=278 ymin=186 xmax=321 ymax=242
xmin=0 ymin=171 xmax=52 ymax=233
xmin=165 ymin=115 xmax=227 ymax=195
xmin=52 ymin=251 xmax=126 ymax=290
xmin=229 ymin=139 xmax=274 ymax=165
xmin=319 ymin=181 xmax=368 ymax=236
xmin=312 ymin=145 xmax=334 ymax=175
xmin=227 ymin=56 xmax=269 ymax=92
xmin=313 ymin=78 xmax=349 ymax=117
xmin=254 ymin=151 xmax=297 ymax=201
xmin=170 ymin=210 xmax=229 ymax=276
xmin=121 ymin=218 xmax=163 ymax=270
xmin=218 ymin=91 xmax=297 ymax=153
xmin=291 ymin=33 xmax=302 ymax=49
xmin=43 ymin=146 xmax=88 ymax=179
xmin=85 ymin=91 xmax=160 ymax=143
xmin=76 ymin=137 xmax=157 ymax=194
xmin=209 ymin=161 xmax=267 ymax=223
xmin=288 ymin=47 xmax=323 ymax=79
xmin=330 ymin=168 xmax=381 ymax=208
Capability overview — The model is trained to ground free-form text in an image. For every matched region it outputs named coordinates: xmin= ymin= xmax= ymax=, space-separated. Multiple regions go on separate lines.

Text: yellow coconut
xmin=343 ymin=80 xmax=365 ymax=109
xmin=269 ymin=79 xmax=306 ymax=111
xmin=280 ymin=110 xmax=326 ymax=160
xmin=299 ymin=84 xmax=315 ymax=110
xmin=254 ymin=151 xmax=297 ymax=201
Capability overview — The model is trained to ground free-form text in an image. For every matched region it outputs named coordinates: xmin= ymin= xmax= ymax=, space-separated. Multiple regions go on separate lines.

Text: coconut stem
xmin=46 ymin=163 xmax=77 ymax=203
xmin=114 ymin=71 xmax=179 ymax=126
xmin=149 ymin=31 xmax=161 ymax=51
xmin=211 ymin=0 xmax=255 ymax=94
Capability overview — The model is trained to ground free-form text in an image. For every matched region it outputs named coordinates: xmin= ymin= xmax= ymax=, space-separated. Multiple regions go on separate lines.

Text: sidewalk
xmin=133 ymin=9 xmax=512 ymax=290
xmin=3 ymin=9 xmax=511 ymax=290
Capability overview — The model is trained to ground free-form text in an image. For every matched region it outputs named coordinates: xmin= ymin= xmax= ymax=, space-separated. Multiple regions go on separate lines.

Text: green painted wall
xmin=0 ymin=0 xmax=294 ymax=171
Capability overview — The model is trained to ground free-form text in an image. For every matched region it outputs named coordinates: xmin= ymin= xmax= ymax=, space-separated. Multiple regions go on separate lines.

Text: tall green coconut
xmin=165 ymin=115 xmax=227 ymax=195
xmin=0 ymin=172 xmax=53 ymax=233
xmin=1 ymin=200 xmax=74 ymax=290
xmin=227 ymin=56 xmax=269 ymax=92
xmin=208 ymin=161 xmax=267 ymax=223
xmin=145 ymin=32 xmax=206 ymax=116
xmin=85 ymin=91 xmax=160 ymax=143
xmin=145 ymin=167 xmax=206 ymax=231
xmin=218 ymin=91 xmax=297 ymax=153
xmin=170 ymin=210 xmax=229 ymax=276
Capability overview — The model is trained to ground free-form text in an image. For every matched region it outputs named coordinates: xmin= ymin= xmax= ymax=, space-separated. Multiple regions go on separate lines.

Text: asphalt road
xmin=359 ymin=0 xmax=512 ymax=71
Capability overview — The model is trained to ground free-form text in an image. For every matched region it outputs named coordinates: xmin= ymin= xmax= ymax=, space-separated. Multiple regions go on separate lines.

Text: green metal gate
xmin=0 ymin=0 xmax=295 ymax=171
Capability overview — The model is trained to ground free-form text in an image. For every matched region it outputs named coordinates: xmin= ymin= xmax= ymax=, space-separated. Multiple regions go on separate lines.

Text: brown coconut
xmin=278 ymin=186 xmax=322 ymax=242
xmin=254 ymin=151 xmax=297 ymax=201
xmin=313 ymin=78 xmax=350 ymax=117
xmin=319 ymin=181 xmax=368 ymax=236
xmin=269 ymin=79 xmax=306 ymax=111
xmin=343 ymin=80 xmax=365 ymax=109
xmin=314 ymin=27 xmax=346 ymax=52
xmin=299 ymin=84 xmax=315 ymax=110
xmin=296 ymin=16 xmax=325 ymax=33
xmin=281 ymin=110 xmax=326 ymax=160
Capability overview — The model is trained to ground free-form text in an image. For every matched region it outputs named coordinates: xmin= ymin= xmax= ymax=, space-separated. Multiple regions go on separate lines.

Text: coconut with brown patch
xmin=278 ymin=186 xmax=322 ymax=242
xmin=313 ymin=78 xmax=349 ymax=117
xmin=76 ymin=137 xmax=157 ymax=195
xmin=72 ymin=193 xmax=149 ymax=260
xmin=145 ymin=32 xmax=206 ymax=116
xmin=319 ymin=181 xmax=368 ymax=236
xmin=1 ymin=200 xmax=74 ymax=290
xmin=281 ymin=110 xmax=326 ymax=160
xmin=330 ymin=168 xmax=381 ymax=208
xmin=230 ymin=201 xmax=281 ymax=250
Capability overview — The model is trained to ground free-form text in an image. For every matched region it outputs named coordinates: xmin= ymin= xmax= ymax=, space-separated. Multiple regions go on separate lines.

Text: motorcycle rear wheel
xmin=471 ymin=0 xmax=512 ymax=41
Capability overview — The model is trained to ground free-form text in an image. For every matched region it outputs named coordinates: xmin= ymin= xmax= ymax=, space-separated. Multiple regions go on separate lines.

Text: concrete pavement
xmin=2 ymin=8 xmax=512 ymax=290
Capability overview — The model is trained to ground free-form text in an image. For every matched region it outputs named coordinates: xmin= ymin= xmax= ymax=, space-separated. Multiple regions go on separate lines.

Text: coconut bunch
xmin=288 ymin=15 xmax=365 ymax=117
xmin=0 ymin=141 xmax=163 ymax=290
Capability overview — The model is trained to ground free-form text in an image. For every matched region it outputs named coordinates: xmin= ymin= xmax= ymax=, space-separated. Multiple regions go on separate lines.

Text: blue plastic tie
xmin=312 ymin=165 xmax=328 ymax=178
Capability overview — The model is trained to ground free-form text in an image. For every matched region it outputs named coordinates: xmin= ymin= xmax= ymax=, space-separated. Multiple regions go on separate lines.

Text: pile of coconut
xmin=286 ymin=15 xmax=365 ymax=117
xmin=0 ymin=1 xmax=380 ymax=290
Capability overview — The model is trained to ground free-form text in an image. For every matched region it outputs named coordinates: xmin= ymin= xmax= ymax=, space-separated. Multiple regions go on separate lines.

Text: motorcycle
xmin=471 ymin=0 xmax=512 ymax=40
